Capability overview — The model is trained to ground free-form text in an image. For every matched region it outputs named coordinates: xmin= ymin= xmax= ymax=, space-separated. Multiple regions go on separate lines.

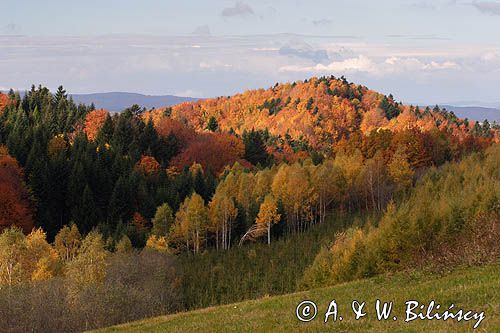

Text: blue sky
xmin=1 ymin=0 xmax=500 ymax=104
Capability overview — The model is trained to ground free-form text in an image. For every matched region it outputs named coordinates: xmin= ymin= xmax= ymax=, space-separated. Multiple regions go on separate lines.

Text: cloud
xmin=385 ymin=57 xmax=460 ymax=71
xmin=312 ymin=19 xmax=333 ymax=26
xmin=469 ymin=1 xmax=500 ymax=15
xmin=221 ymin=2 xmax=254 ymax=17
xmin=279 ymin=45 xmax=329 ymax=63
xmin=192 ymin=25 xmax=211 ymax=36
xmin=280 ymin=55 xmax=376 ymax=73
xmin=280 ymin=55 xmax=461 ymax=75
xmin=481 ymin=51 xmax=500 ymax=61
xmin=0 ymin=34 xmax=496 ymax=103
xmin=1 ymin=23 xmax=21 ymax=35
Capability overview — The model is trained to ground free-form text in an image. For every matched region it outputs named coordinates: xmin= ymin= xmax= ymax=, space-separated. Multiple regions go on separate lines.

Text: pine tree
xmin=207 ymin=116 xmax=219 ymax=132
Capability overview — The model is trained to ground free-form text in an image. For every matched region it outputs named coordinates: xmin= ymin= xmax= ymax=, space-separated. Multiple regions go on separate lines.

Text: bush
xmin=0 ymin=250 xmax=181 ymax=332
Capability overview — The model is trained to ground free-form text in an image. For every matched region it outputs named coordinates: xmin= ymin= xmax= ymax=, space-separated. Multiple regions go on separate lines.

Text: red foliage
xmin=154 ymin=117 xmax=197 ymax=149
xmin=170 ymin=133 xmax=245 ymax=174
xmin=0 ymin=149 xmax=34 ymax=233
xmin=83 ymin=109 xmax=109 ymax=141
xmin=135 ymin=155 xmax=161 ymax=174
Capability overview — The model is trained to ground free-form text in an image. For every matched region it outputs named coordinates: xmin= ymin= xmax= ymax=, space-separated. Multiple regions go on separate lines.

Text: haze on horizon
xmin=1 ymin=0 xmax=500 ymax=105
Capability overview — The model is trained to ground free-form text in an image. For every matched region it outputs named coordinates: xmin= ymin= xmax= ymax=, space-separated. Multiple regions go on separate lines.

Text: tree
xmin=0 ymin=151 xmax=33 ymax=233
xmin=65 ymin=231 xmax=107 ymax=290
xmin=209 ymin=189 xmax=238 ymax=250
xmin=361 ymin=151 xmax=388 ymax=211
xmin=271 ymin=163 xmax=313 ymax=233
xmin=207 ymin=116 xmax=219 ymax=132
xmin=310 ymin=161 xmax=346 ymax=224
xmin=84 ymin=109 xmax=109 ymax=141
xmin=115 ymin=235 xmax=133 ymax=253
xmin=243 ymin=130 xmax=271 ymax=166
xmin=47 ymin=134 xmax=67 ymax=158
xmin=96 ymin=113 xmax=114 ymax=145
xmin=26 ymin=228 xmax=59 ymax=281
xmin=151 ymin=203 xmax=174 ymax=237
xmin=388 ymin=147 xmax=414 ymax=193
xmin=54 ymin=224 xmax=81 ymax=262
xmin=73 ymin=184 xmax=98 ymax=234
xmin=0 ymin=227 xmax=27 ymax=287
xmin=255 ymin=195 xmax=280 ymax=245
xmin=171 ymin=193 xmax=208 ymax=254
xmin=135 ymin=155 xmax=161 ymax=174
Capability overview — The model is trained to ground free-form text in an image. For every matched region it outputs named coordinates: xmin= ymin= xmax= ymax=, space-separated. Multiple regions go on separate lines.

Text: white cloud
xmin=0 ymin=34 xmax=497 ymax=102
xmin=481 ymin=51 xmax=500 ymax=61
xmin=384 ymin=57 xmax=460 ymax=71
xmin=280 ymin=55 xmax=375 ymax=73
xmin=280 ymin=55 xmax=460 ymax=75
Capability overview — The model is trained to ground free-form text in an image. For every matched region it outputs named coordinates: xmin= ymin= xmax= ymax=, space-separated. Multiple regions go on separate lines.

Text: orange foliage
xmin=83 ymin=109 xmax=109 ymax=141
xmin=144 ymin=76 xmax=483 ymax=154
xmin=360 ymin=108 xmax=388 ymax=134
xmin=0 ymin=148 xmax=33 ymax=233
xmin=135 ymin=155 xmax=161 ymax=174
xmin=0 ymin=93 xmax=10 ymax=112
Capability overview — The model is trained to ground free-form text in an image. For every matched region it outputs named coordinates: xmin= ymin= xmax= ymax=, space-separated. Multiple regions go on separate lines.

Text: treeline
xmin=0 ymin=85 xmax=497 ymax=253
xmin=301 ymin=145 xmax=500 ymax=289
xmin=151 ymin=124 xmax=494 ymax=254
xmin=0 ymin=86 xmax=217 ymax=245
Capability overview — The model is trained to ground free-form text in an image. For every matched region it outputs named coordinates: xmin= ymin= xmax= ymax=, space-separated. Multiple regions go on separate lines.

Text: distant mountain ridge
xmin=437 ymin=105 xmax=500 ymax=123
xmin=1 ymin=91 xmax=200 ymax=112
xmin=2 ymin=89 xmax=498 ymax=122
xmin=69 ymin=92 xmax=199 ymax=112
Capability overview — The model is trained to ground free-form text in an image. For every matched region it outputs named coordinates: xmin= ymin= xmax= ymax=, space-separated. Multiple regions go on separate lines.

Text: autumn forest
xmin=0 ymin=76 xmax=499 ymax=332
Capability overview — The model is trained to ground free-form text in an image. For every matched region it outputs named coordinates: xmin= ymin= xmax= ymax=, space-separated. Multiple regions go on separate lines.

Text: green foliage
xmin=97 ymin=264 xmax=500 ymax=332
xmin=302 ymin=145 xmax=500 ymax=288
xmin=151 ymin=203 xmax=174 ymax=237
xmin=0 ymin=86 xmax=190 ymax=240
xmin=259 ymin=98 xmax=282 ymax=116
xmin=178 ymin=214 xmax=358 ymax=309
xmin=379 ymin=95 xmax=401 ymax=120
xmin=242 ymin=129 xmax=271 ymax=167
xmin=206 ymin=116 xmax=218 ymax=132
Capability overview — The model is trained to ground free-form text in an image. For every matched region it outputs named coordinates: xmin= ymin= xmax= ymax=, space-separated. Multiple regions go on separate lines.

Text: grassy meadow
xmin=95 ymin=263 xmax=499 ymax=333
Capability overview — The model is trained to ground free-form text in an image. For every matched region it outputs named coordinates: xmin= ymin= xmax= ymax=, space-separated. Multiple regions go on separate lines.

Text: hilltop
xmin=146 ymin=76 xmax=497 ymax=163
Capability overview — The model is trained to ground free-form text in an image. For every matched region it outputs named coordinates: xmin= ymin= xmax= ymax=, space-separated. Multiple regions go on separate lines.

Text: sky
xmin=1 ymin=0 xmax=500 ymax=105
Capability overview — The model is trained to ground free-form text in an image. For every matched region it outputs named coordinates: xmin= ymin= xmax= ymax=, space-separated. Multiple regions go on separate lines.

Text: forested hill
xmin=147 ymin=76 xmax=499 ymax=162
xmin=0 ymin=79 xmax=498 ymax=242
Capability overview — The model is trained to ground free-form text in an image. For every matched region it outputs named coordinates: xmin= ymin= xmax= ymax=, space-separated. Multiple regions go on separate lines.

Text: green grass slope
xmin=95 ymin=263 xmax=499 ymax=333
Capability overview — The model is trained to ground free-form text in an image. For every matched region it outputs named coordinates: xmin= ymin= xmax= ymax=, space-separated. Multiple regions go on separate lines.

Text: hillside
xmin=95 ymin=263 xmax=499 ymax=333
xmin=148 ymin=77 xmax=497 ymax=154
